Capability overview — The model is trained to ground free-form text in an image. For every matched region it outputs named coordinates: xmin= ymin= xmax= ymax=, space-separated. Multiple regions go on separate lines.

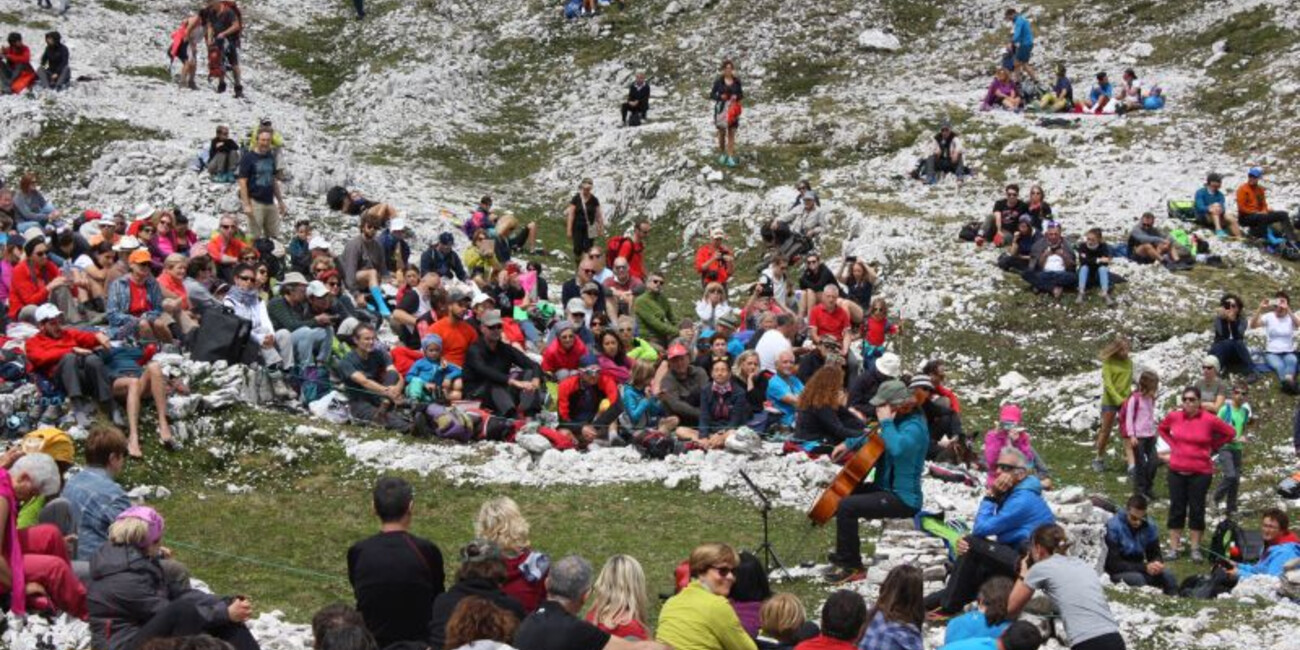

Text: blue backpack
xmin=299 ymin=365 xmax=331 ymax=406
xmin=563 ymin=0 xmax=581 ymax=19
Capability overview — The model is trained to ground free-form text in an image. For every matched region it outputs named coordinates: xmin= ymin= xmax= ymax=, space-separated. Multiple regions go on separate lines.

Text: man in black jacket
xmin=37 ymin=31 xmax=69 ymax=90
xmin=462 ymin=310 xmax=544 ymax=416
xmin=620 ymin=73 xmax=650 ymax=126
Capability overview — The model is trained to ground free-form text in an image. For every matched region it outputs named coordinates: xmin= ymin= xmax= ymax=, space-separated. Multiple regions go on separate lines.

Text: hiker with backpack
xmin=606 ymin=220 xmax=649 ymax=281
xmin=1103 ymin=495 xmax=1177 ymax=595
xmin=1214 ymin=382 xmax=1251 ymax=516
xmin=202 ymin=0 xmax=243 ymax=97
xmin=1236 ymin=167 xmax=1297 ymax=243
xmin=1249 ymin=290 xmax=1300 ymax=393
xmin=565 ymin=179 xmax=604 ymax=259
xmin=1193 ymin=173 xmax=1239 ymax=238
xmin=172 ymin=13 xmax=203 ymax=90
xmin=710 ymin=60 xmax=743 ymax=168
xmin=620 ymin=73 xmax=650 ymax=127
xmin=1159 ymin=385 xmax=1236 ymax=562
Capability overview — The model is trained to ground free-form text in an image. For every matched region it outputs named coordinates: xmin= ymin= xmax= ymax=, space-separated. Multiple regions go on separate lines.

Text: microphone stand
xmin=738 ymin=469 xmax=791 ymax=580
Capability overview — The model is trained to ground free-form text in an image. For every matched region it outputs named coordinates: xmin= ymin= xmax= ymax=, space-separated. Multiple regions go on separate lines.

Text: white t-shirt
xmin=1261 ymin=311 xmax=1297 ymax=353
xmin=73 ymin=253 xmax=96 ymax=271
xmin=755 ymin=329 xmax=792 ymax=373
xmin=1042 ymin=253 xmax=1066 ymax=273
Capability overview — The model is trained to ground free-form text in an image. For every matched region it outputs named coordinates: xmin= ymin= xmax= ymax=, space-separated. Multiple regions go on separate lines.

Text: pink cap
xmin=116 ymin=506 xmax=166 ymax=549
xmin=998 ymin=404 xmax=1022 ymax=424
xmin=667 ymin=343 xmax=689 ymax=359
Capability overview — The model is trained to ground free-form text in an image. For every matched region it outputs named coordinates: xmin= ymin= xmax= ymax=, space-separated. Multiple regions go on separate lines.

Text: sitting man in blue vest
xmin=1103 ymin=494 xmax=1177 ymax=594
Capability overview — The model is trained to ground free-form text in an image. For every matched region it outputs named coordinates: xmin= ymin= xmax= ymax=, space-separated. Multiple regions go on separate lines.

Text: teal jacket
xmin=846 ymin=411 xmax=928 ymax=510
xmin=1238 ymin=537 xmax=1300 ymax=579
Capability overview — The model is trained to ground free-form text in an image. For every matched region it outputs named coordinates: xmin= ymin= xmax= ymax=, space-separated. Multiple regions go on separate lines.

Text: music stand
xmin=738 ymin=469 xmax=792 ymax=580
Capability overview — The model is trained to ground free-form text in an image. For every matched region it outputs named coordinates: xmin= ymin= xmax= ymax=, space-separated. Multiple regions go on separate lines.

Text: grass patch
xmin=978 ymin=124 xmax=1065 ymax=183
xmin=100 ymin=0 xmax=144 ymax=14
xmin=11 ymin=115 xmax=167 ymax=190
xmin=881 ymin=0 xmax=942 ymax=39
xmin=119 ymin=65 xmax=174 ymax=83
xmin=264 ymin=11 xmax=411 ymax=98
xmin=763 ymin=54 xmax=849 ymax=101
xmin=124 ymin=406 xmax=834 ymax=622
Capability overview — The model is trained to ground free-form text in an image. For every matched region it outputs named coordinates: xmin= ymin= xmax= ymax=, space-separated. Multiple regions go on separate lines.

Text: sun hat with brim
xmin=34 ymin=304 xmax=62 ymax=323
xmin=281 ymin=272 xmax=309 ymax=286
xmin=869 ymin=379 xmax=912 ymax=406
xmin=23 ymin=427 xmax=74 ymax=464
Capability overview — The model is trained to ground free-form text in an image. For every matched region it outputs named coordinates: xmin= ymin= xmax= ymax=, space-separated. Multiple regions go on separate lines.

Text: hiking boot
xmin=1075 ymin=293 xmax=1084 ymax=305
xmin=270 ymin=374 xmax=296 ymax=401
xmin=823 ymin=565 xmax=866 ymax=585
xmin=717 ymin=154 xmax=727 ymax=165
xmin=725 ymin=155 xmax=737 ymax=167
xmin=233 ymin=84 xmax=244 ymax=98
xmin=216 ymin=79 xmax=226 ymax=93
xmin=1216 ymin=229 xmax=1228 ymax=238
xmin=187 ymin=79 xmax=198 ymax=91
xmin=1103 ymin=293 xmax=1115 ymax=307
xmin=1091 ymin=458 xmax=1106 ymax=473
xmin=1190 ymin=549 xmax=1204 ymax=563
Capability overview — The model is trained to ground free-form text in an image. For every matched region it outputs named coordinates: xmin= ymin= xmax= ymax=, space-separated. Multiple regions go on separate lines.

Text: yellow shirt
xmin=656 ymin=581 xmax=758 ymax=650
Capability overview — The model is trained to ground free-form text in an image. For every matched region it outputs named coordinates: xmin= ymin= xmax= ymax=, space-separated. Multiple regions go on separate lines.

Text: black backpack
xmin=190 ymin=305 xmax=252 ymax=365
xmin=1208 ymin=517 xmax=1264 ymax=564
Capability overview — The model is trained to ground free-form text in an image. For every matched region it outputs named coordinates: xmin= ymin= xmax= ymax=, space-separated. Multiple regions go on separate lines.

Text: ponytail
xmin=1031 ymin=524 xmax=1070 ymax=556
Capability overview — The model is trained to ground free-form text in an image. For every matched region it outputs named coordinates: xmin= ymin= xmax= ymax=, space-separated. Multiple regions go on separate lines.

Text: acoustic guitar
xmin=807 ymin=430 xmax=886 ymax=525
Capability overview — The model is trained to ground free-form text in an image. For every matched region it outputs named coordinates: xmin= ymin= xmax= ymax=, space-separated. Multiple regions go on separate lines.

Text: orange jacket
xmin=694 ymin=243 xmax=732 ymax=285
xmin=1237 ymin=182 xmax=1269 ymax=215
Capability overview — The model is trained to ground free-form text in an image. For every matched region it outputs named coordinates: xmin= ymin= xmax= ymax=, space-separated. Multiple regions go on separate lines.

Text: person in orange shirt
xmin=429 ymin=290 xmax=478 ymax=368
xmin=207 ymin=214 xmax=250 ymax=281
xmin=694 ymin=228 xmax=734 ymax=287
xmin=1236 ymin=167 xmax=1296 ymax=242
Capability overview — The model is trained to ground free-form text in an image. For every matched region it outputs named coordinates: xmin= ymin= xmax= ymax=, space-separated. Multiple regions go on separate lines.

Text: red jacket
xmin=1158 ymin=409 xmax=1235 ymax=475
xmin=694 ymin=243 xmax=733 ymax=286
xmin=25 ymin=329 xmax=102 ymax=377
xmin=503 ymin=549 xmax=548 ymax=614
xmin=541 ymin=337 xmax=588 ymax=373
xmin=611 ymin=236 xmax=646 ymax=280
xmin=3 ymin=44 xmax=30 ymax=67
xmin=9 ymin=260 xmax=60 ymax=319
xmin=795 ymin=635 xmax=858 ymax=650
xmin=556 ymin=372 xmax=620 ymax=422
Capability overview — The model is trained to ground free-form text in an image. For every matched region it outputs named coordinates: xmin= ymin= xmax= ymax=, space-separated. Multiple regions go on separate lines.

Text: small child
xmin=860 ymin=297 xmax=900 ymax=373
xmin=404 ymin=334 xmax=463 ymax=404
xmin=286 ymin=219 xmax=313 ymax=275
xmin=944 ymin=576 xmax=1013 ymax=645
xmin=983 ymin=404 xmax=1051 ymax=489
xmin=1125 ymin=369 xmax=1160 ymax=499
xmin=1214 ymin=382 xmax=1251 ymax=515
xmin=1075 ymin=227 xmax=1114 ymax=305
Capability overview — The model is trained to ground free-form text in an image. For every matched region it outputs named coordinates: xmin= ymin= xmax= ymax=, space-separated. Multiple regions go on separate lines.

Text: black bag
xmin=190 ymin=306 xmax=252 ymax=364
xmin=1279 ymin=471 xmax=1300 ymax=499
xmin=1180 ymin=566 xmax=1234 ymax=599
xmin=1207 ymin=517 xmax=1262 ymax=563
xmin=958 ymin=221 xmax=981 ymax=242
xmin=254 ymin=238 xmax=283 ymax=280
xmin=627 ymin=111 xmax=642 ymax=127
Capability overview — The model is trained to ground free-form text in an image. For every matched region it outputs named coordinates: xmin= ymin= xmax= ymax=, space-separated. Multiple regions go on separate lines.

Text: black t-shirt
xmin=992 ymin=199 xmax=1030 ymax=232
xmin=799 ymin=265 xmax=838 ymax=293
xmin=339 ymin=349 xmax=393 ymax=405
xmin=569 ymin=194 xmax=600 ymax=237
xmin=515 ymin=600 xmax=610 ymax=650
xmin=346 ymin=531 xmax=446 ymax=649
xmin=395 ymin=290 xmax=425 ymax=348
xmin=237 ymin=150 xmax=278 ymax=205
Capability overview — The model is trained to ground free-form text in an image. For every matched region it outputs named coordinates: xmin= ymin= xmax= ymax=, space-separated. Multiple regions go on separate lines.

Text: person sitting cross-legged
xmin=339 ymin=323 xmax=411 ymax=431
xmin=463 ymin=309 xmax=544 ymax=417
xmin=556 ymin=355 xmax=623 ymax=447
xmin=1102 ymin=494 xmax=1177 ymax=595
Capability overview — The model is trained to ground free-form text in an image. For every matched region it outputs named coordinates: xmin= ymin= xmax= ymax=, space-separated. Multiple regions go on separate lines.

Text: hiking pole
xmin=738 ymin=469 xmax=792 ymax=580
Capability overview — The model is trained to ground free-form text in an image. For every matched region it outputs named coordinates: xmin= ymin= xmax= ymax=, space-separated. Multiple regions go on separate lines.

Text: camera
xmin=846 ymin=255 xmax=858 ymax=263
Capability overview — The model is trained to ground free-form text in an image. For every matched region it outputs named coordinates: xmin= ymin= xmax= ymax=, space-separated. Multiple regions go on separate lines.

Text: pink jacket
xmin=1158 ymin=410 xmax=1235 ymax=475
xmin=983 ymin=428 xmax=1041 ymax=487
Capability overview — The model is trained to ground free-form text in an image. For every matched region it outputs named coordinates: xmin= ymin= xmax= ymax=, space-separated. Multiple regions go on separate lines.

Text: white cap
xmin=566 ymin=297 xmax=587 ymax=314
xmin=309 ymin=236 xmax=329 ymax=250
xmin=132 ymin=202 xmax=154 ymax=220
xmin=34 ymin=304 xmax=62 ymax=323
xmin=471 ymin=292 xmax=494 ymax=307
xmin=114 ymin=236 xmax=142 ymax=252
xmin=337 ymin=317 xmax=360 ymax=337
xmin=306 ymin=281 xmax=330 ymax=298
xmin=22 ymin=227 xmax=43 ymax=242
xmin=389 ymin=218 xmax=407 ymax=231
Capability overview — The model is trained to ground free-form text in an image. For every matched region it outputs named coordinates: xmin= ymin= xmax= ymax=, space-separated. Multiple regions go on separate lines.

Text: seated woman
xmin=657 ymin=543 xmax=756 ymax=650
xmin=157 ymin=253 xmax=198 ymax=335
xmin=74 ymin=240 xmax=117 ymax=311
xmin=14 ymin=173 xmax=60 ymax=231
xmin=427 ymin=540 xmax=526 ymax=650
xmin=103 ymin=345 xmax=176 ymax=458
xmin=463 ymin=230 xmax=501 ymax=289
xmin=585 ymin=554 xmax=652 ymax=640
xmin=733 ymin=351 xmax=770 ymax=432
xmin=106 ymin=250 xmax=175 ymax=343
xmin=824 ymin=379 xmax=929 ymax=583
xmin=729 ymin=551 xmax=771 ymax=638
xmin=620 ymin=360 xmax=679 ymax=436
xmin=943 ymin=576 xmax=1013 ymax=645
xmin=0 ymin=452 xmax=87 ymax=619
xmin=996 ymin=217 xmax=1039 ymax=272
xmin=135 ymin=220 xmax=166 ymax=275
xmin=541 ymin=322 xmax=588 ymax=380
xmin=1250 ymin=291 xmax=1300 ymax=393
xmin=1209 ymin=294 xmax=1255 ymax=379
xmin=858 ymin=565 xmax=924 ymax=650
xmin=695 ymin=281 xmax=735 ymax=331
xmin=794 ymin=366 xmax=865 ymax=449
xmin=10 ymin=236 xmax=76 ymax=322
xmin=88 ymin=507 xmax=258 ymax=650
xmin=597 ymin=329 xmax=635 ymax=384
xmin=694 ymin=357 xmax=750 ymax=448
xmin=838 ymin=258 xmax=876 ymax=323
xmin=474 ymin=497 xmax=548 ymax=614
xmin=155 ymin=211 xmax=198 ymax=258
xmin=982 ymin=68 xmax=1022 ymax=112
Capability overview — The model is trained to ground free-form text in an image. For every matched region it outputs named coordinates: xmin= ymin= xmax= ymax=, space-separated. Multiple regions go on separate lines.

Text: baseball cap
xmin=128 ymin=249 xmax=152 ymax=265
xmin=82 ymin=209 xmax=103 ymax=222
xmin=717 ymin=313 xmax=740 ymax=330
xmin=567 ymin=298 xmax=587 ymax=314
xmin=309 ymin=236 xmax=330 ymax=250
xmin=306 ymin=280 xmax=330 ymax=298
xmin=281 ymin=272 xmax=308 ymax=286
xmin=907 ymin=375 xmax=934 ymax=392
xmin=449 ymin=289 xmax=471 ymax=303
xmin=667 ymin=343 xmax=689 ymax=359
xmin=389 ymin=218 xmax=407 ymax=232
xmin=23 ymin=428 xmax=74 ymax=464
xmin=480 ymin=310 xmax=503 ymax=327
xmin=802 ymin=191 xmax=818 ymax=202
xmin=34 ymin=304 xmax=62 ymax=323
xmin=581 ymin=281 xmax=601 ymax=295
xmin=869 ymin=379 xmax=912 ymax=406
xmin=1248 ymin=166 xmax=1264 ymax=178
xmin=875 ymin=352 xmax=901 ymax=378
xmin=337 ymin=317 xmax=361 ymax=337
xmin=580 ymin=354 xmax=601 ymax=370
xmin=115 ymin=506 xmax=165 ymax=549
xmin=999 ymin=404 xmax=1023 ymax=424
xmin=471 ymin=292 xmax=494 ymax=307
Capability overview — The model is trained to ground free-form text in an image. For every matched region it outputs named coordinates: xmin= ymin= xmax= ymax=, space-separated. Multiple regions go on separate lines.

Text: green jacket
xmin=634 ymin=292 xmax=678 ymax=345
xmin=1102 ymin=358 xmax=1133 ymax=407
xmin=657 ymin=581 xmax=758 ymax=650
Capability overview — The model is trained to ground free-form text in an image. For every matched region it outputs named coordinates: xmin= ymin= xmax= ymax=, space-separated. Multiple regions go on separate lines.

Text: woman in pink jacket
xmin=1158 ymin=385 xmax=1236 ymax=562
xmin=983 ymin=404 xmax=1051 ymax=488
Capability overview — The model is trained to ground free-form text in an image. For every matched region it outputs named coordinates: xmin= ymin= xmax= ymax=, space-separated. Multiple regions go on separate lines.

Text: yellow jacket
xmin=656 ymin=581 xmax=758 ymax=650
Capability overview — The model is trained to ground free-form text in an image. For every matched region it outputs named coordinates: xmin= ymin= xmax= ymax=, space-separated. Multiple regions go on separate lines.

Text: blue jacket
xmin=943 ymin=611 xmax=1009 ymax=646
xmin=847 ymin=412 xmax=929 ymax=510
xmin=1104 ymin=511 xmax=1162 ymax=575
xmin=1238 ymin=537 xmax=1300 ymax=578
xmin=1194 ymin=187 xmax=1226 ymax=218
xmin=405 ymin=358 xmax=461 ymax=384
xmin=620 ymin=384 xmax=663 ymax=427
xmin=1012 ymin=15 xmax=1033 ymax=46
xmin=971 ymin=475 xmax=1054 ymax=550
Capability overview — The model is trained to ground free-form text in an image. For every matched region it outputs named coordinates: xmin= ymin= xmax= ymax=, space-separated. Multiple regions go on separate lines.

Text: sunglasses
xmin=220 ymin=224 xmax=235 ymax=230
xmin=579 ymin=268 xmax=593 ymax=274
xmin=237 ymin=275 xmax=255 ymax=282
xmin=581 ymin=368 xmax=600 ymax=376
xmin=1182 ymin=396 xmax=1199 ymax=402
xmin=614 ymin=265 xmax=629 ymax=270
xmin=32 ymin=249 xmax=48 ymax=257
xmin=649 ymin=279 xmax=663 ymax=285
xmin=995 ymin=463 xmax=1024 ymax=472
xmin=326 ymin=281 xmax=340 ymax=287
xmin=141 ymin=227 xmax=155 ymax=233
xmin=710 ymin=565 xmax=734 ymax=577
xmin=484 ymin=324 xmax=503 ymax=330
xmin=1232 ymin=390 xmax=1246 ymax=396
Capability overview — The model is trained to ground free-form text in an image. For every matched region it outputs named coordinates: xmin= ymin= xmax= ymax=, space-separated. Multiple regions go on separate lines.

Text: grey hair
xmin=547 ymin=555 xmax=594 ymax=602
xmin=997 ymin=447 xmax=1029 ymax=469
xmin=12 ymin=452 xmax=61 ymax=496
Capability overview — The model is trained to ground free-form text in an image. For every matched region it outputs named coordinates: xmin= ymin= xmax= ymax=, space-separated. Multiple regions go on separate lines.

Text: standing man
xmin=1005 ymin=7 xmax=1034 ymax=81
xmin=347 ymin=476 xmax=445 ymax=648
xmin=202 ymin=0 xmax=243 ymax=98
xmin=237 ymin=130 xmax=286 ymax=242
xmin=565 ymin=178 xmax=604 ymax=260
xmin=620 ymin=73 xmax=650 ymax=126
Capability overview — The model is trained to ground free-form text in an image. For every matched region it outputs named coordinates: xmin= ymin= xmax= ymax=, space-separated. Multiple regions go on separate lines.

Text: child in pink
xmin=982 ymin=404 xmax=1052 ymax=488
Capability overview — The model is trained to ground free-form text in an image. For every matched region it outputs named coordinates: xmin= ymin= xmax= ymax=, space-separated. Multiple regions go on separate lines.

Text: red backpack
xmin=1116 ymin=392 xmax=1138 ymax=438
xmin=605 ymin=235 xmax=631 ymax=269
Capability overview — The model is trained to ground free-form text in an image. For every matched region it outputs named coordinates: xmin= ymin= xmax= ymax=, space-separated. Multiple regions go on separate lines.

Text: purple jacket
xmin=731 ymin=599 xmax=762 ymax=638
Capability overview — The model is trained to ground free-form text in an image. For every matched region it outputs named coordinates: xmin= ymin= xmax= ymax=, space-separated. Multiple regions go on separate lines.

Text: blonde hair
xmin=760 ymin=593 xmax=806 ymax=642
xmin=108 ymin=517 xmax=150 ymax=547
xmin=475 ymin=496 xmax=531 ymax=553
xmin=587 ymin=555 xmax=649 ymax=632
xmin=688 ymin=542 xmax=739 ymax=577
xmin=630 ymin=360 xmax=656 ymax=389
xmin=1099 ymin=334 xmax=1130 ymax=361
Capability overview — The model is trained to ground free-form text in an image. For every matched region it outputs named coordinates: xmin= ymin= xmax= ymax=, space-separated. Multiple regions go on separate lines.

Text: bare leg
xmin=113 ymin=378 xmax=143 ymax=458
xmin=142 ymin=364 xmax=173 ymax=445
xmin=525 ymin=222 xmax=538 ymax=250
xmin=152 ymin=320 xmax=174 ymax=344
xmin=1169 ymin=529 xmax=1182 ymax=555
xmin=726 ymin=127 xmax=737 ymax=158
xmin=1189 ymin=529 xmax=1202 ymax=553
xmin=716 ymin=128 xmax=725 ymax=154
xmin=1095 ymin=410 xmax=1116 ymax=461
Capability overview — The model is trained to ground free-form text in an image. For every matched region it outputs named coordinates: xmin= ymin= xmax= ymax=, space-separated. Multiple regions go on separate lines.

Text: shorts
xmin=177 ymin=41 xmax=190 ymax=63
xmin=1100 ymin=404 xmax=1120 ymax=414
xmin=1014 ymin=43 xmax=1033 ymax=63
